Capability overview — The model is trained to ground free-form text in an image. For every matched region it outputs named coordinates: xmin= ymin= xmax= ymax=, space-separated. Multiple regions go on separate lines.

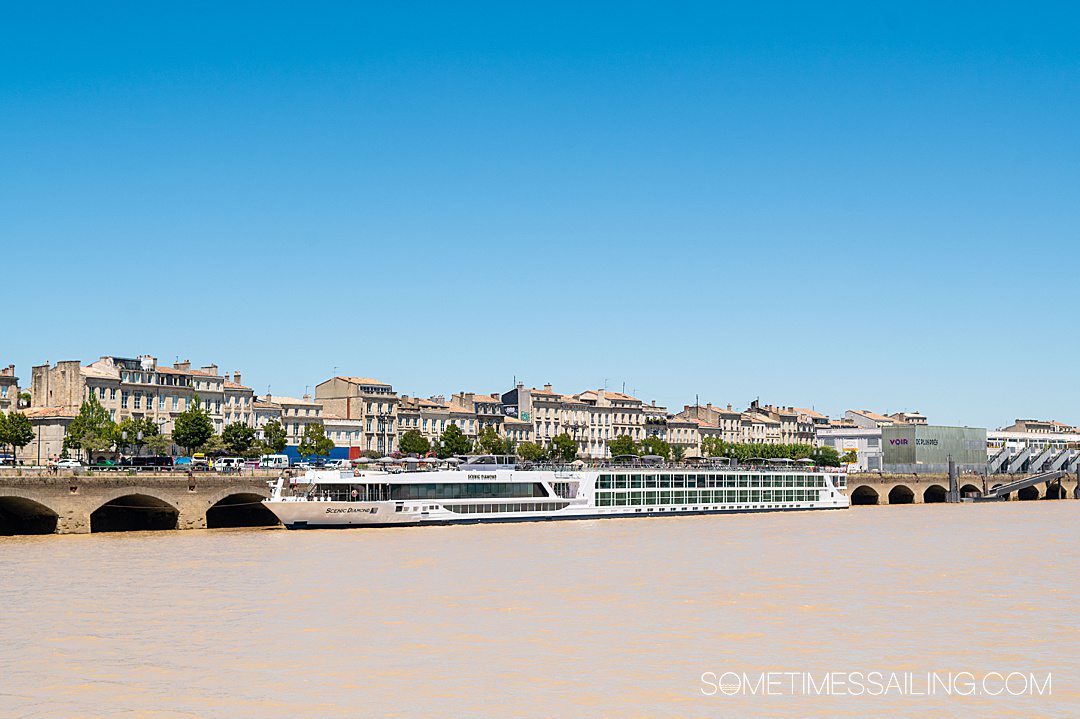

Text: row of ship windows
xmin=595 ymin=489 xmax=820 ymax=506
xmin=596 ymin=474 xmax=828 ymax=489
xmin=443 ymin=502 xmax=570 ymax=514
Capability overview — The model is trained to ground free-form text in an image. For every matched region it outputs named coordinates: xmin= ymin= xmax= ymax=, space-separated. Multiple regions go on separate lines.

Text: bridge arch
xmin=91 ymin=494 xmax=179 ymax=533
xmin=923 ymin=484 xmax=948 ymax=503
xmin=1017 ymin=485 xmax=1040 ymax=501
xmin=850 ymin=485 xmax=879 ymax=505
xmin=959 ymin=483 xmax=981 ymax=499
xmin=0 ymin=495 xmax=59 ymax=535
xmin=1044 ymin=483 xmax=1067 ymax=499
xmin=887 ymin=485 xmax=915 ymax=505
xmin=206 ymin=493 xmax=279 ymax=528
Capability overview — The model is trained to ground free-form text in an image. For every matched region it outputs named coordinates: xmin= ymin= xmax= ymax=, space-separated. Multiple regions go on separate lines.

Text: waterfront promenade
xmin=0 ymin=468 xmax=1075 ymax=535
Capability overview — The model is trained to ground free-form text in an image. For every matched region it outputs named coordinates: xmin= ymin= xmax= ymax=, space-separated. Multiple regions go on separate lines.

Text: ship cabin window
xmin=389 ymin=482 xmax=549 ymax=501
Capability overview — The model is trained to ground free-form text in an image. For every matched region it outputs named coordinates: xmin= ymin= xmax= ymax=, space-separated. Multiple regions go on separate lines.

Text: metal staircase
xmin=984 ymin=470 xmax=1067 ymax=500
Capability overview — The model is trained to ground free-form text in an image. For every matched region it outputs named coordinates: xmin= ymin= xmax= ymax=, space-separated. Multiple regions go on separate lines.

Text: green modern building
xmin=882 ymin=425 xmax=987 ymax=473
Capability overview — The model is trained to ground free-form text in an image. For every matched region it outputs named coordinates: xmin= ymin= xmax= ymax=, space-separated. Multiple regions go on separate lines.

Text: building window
xmin=121 ymin=392 xmax=128 ymax=409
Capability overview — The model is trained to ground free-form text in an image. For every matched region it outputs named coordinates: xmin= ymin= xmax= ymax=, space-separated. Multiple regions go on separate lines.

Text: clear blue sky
xmin=3 ymin=2 xmax=1078 ymax=428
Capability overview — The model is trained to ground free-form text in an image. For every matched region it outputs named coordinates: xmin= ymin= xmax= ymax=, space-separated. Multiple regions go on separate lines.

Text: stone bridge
xmin=0 ymin=472 xmax=278 ymax=535
xmin=846 ymin=473 xmax=1079 ymax=505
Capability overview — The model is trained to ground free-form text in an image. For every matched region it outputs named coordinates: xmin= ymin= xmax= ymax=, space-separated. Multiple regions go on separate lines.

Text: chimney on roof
xmin=651 ymin=400 xmax=656 ymax=407
xmin=517 ymin=382 xmax=524 ymax=390
xmin=233 ymin=371 xmax=242 ymax=385
xmin=201 ymin=364 xmax=218 ymax=376
xmin=544 ymin=383 xmax=552 ymax=392
xmin=706 ymin=402 xmax=713 ymax=410
xmin=727 ymin=404 xmax=732 ymax=411
xmin=1 ymin=364 xmax=12 ymax=376
xmin=175 ymin=359 xmax=191 ymax=371
xmin=302 ymin=392 xmax=311 ymax=401
xmin=684 ymin=405 xmax=690 ymax=412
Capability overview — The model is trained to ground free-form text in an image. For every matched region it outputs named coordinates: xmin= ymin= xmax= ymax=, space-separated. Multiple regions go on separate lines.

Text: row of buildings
xmin=3 ymin=354 xmax=1079 ymax=471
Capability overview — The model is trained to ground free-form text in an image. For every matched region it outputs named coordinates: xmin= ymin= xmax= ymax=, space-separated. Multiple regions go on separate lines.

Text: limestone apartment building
xmin=31 ymin=356 xmax=255 ymax=438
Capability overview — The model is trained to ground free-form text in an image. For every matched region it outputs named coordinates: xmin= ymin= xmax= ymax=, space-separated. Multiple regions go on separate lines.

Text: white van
xmin=216 ymin=457 xmax=244 ymax=471
xmin=260 ymin=454 xmax=290 ymax=469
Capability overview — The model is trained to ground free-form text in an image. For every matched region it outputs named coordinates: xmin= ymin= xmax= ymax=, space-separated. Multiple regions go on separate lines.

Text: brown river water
xmin=2 ymin=502 xmax=1077 ymax=718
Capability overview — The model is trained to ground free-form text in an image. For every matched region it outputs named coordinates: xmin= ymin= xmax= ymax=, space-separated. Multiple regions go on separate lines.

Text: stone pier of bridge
xmin=0 ymin=471 xmax=277 ymax=535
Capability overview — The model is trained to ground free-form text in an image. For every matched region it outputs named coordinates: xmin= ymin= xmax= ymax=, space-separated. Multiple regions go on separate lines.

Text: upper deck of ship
xmin=290 ymin=455 xmax=847 ymax=485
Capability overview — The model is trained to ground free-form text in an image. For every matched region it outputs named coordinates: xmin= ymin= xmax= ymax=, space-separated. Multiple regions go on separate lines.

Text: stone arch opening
xmin=850 ymin=485 xmax=879 ymax=505
xmin=959 ymin=483 xmax=981 ymax=499
xmin=0 ymin=496 xmax=59 ymax=535
xmin=1044 ymin=483 xmax=1067 ymax=500
xmin=1017 ymin=485 xmax=1040 ymax=501
xmin=923 ymin=485 xmax=947 ymax=504
xmin=206 ymin=493 xmax=278 ymax=529
xmin=91 ymin=494 xmax=179 ymax=533
xmin=888 ymin=485 xmax=915 ymax=505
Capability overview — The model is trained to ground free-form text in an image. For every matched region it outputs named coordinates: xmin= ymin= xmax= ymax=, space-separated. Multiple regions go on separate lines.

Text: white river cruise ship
xmin=263 ymin=456 xmax=849 ymax=529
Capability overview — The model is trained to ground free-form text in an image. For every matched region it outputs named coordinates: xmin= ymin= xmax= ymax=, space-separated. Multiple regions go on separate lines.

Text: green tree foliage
xmin=0 ymin=411 xmax=34 ymax=465
xmin=437 ymin=423 xmax=472 ymax=458
xmin=298 ymin=423 xmax=334 ymax=459
xmin=807 ymin=445 xmax=842 ymax=467
xmin=64 ymin=394 xmax=117 ymax=462
xmin=115 ymin=417 xmax=159 ymax=454
xmin=701 ymin=437 xmax=822 ymax=463
xmin=516 ymin=441 xmax=544 ymax=462
xmin=641 ymin=435 xmax=672 ymax=459
xmin=144 ymin=432 xmax=173 ymax=456
xmin=671 ymin=444 xmax=686 ymax=461
xmin=261 ymin=419 xmax=288 ymax=454
xmin=360 ymin=449 xmax=381 ymax=460
xmin=222 ymin=422 xmax=258 ymax=456
xmin=172 ymin=394 xmax=215 ymax=455
xmin=476 ymin=426 xmax=509 ymax=455
xmin=398 ymin=430 xmax=431 ymax=456
xmin=607 ymin=434 xmax=639 ymax=457
xmin=550 ymin=433 xmax=578 ymax=463
xmin=201 ymin=434 xmax=226 ymax=455
xmin=839 ymin=449 xmax=858 ymax=466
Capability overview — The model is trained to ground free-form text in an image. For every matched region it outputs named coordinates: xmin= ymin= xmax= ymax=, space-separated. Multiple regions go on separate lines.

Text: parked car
xmin=57 ymin=459 xmax=84 ymax=469
xmin=119 ymin=456 xmax=174 ymax=469
xmin=259 ymin=454 xmax=290 ymax=469
xmin=191 ymin=453 xmax=210 ymax=470
xmin=324 ymin=459 xmax=349 ymax=470
xmin=215 ymin=457 xmax=244 ymax=472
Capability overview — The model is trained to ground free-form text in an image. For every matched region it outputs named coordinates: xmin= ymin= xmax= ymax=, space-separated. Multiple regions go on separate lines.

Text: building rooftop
xmin=337 ymin=376 xmax=391 ymax=387
xmin=23 ymin=406 xmax=76 ymax=419
xmin=269 ymin=395 xmax=320 ymax=406
xmin=848 ymin=409 xmax=895 ymax=424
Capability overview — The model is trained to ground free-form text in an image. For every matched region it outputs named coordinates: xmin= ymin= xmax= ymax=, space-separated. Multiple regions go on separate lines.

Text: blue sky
xmin=2 ymin=2 xmax=1078 ymax=427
